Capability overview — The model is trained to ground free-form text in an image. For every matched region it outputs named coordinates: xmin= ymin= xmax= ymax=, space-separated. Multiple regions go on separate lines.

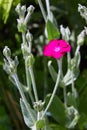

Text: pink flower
xmin=43 ymin=39 xmax=71 ymax=59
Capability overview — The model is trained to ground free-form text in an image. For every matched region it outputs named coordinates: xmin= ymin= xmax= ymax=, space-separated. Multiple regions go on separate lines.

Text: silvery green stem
xmin=75 ymin=45 xmax=80 ymax=56
xmin=67 ymin=52 xmax=71 ymax=68
xmin=22 ymin=32 xmax=34 ymax=103
xmin=12 ymin=74 xmax=35 ymax=123
xmin=29 ymin=41 xmax=32 ymax=53
xmin=43 ymin=58 xmax=48 ymax=98
xmin=22 ymin=32 xmax=26 ymax=44
xmin=24 ymin=5 xmax=35 ymax=25
xmin=38 ymin=0 xmax=47 ymax=22
xmin=71 ymin=71 xmax=75 ymax=95
xmin=25 ymin=64 xmax=34 ymax=103
xmin=45 ymin=0 xmax=50 ymax=18
xmin=41 ymin=59 xmax=62 ymax=118
xmin=29 ymin=67 xmax=39 ymax=102
xmin=63 ymin=86 xmax=67 ymax=108
xmin=24 ymin=13 xmax=31 ymax=25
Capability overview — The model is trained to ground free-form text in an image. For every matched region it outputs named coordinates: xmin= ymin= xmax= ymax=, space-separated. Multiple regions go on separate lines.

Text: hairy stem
xmin=29 ymin=67 xmax=39 ymax=102
xmin=45 ymin=0 xmax=50 ymax=18
xmin=41 ymin=59 xmax=62 ymax=118
xmin=38 ymin=0 xmax=47 ymax=22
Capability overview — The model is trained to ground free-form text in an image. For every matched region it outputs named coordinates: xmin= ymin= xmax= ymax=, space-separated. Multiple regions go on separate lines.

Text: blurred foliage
xmin=0 ymin=0 xmax=87 ymax=130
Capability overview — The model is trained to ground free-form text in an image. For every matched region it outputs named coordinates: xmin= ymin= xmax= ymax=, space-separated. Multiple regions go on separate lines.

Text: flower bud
xmin=19 ymin=5 xmax=26 ymax=18
xmin=77 ymin=30 xmax=85 ymax=46
xmin=27 ymin=5 xmax=35 ymax=14
xmin=60 ymin=25 xmax=71 ymax=41
xmin=26 ymin=31 xmax=33 ymax=42
xmin=15 ymin=3 xmax=21 ymax=15
xmin=3 ymin=56 xmax=18 ymax=75
xmin=78 ymin=4 xmax=87 ymax=23
xmin=17 ymin=19 xmax=27 ymax=32
xmin=25 ymin=54 xmax=34 ymax=67
xmin=21 ymin=43 xmax=29 ymax=58
xmin=33 ymin=100 xmax=44 ymax=111
xmin=15 ymin=4 xmax=26 ymax=18
xmin=3 ymin=46 xmax=11 ymax=58
xmin=66 ymin=106 xmax=79 ymax=129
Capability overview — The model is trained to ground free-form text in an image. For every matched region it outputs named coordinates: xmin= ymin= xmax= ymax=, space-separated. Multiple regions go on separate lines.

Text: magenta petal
xmin=58 ymin=40 xmax=69 ymax=47
xmin=52 ymin=51 xmax=64 ymax=59
xmin=43 ymin=39 xmax=71 ymax=59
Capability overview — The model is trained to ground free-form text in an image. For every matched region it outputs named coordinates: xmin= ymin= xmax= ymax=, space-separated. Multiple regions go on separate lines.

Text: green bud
xmin=15 ymin=4 xmax=26 ymax=18
xmin=3 ymin=57 xmax=18 ymax=75
xmin=27 ymin=5 xmax=35 ymax=14
xmin=25 ymin=54 xmax=34 ymax=67
xmin=60 ymin=25 xmax=71 ymax=41
xmin=78 ymin=4 xmax=87 ymax=23
xmin=17 ymin=19 xmax=27 ymax=33
xmin=33 ymin=100 xmax=44 ymax=112
xmin=15 ymin=3 xmax=21 ymax=15
xmin=77 ymin=30 xmax=85 ymax=46
xmin=21 ymin=43 xmax=29 ymax=58
xmin=19 ymin=5 xmax=26 ymax=18
xmin=26 ymin=31 xmax=33 ymax=42
xmin=66 ymin=106 xmax=79 ymax=129
xmin=3 ymin=46 xmax=11 ymax=58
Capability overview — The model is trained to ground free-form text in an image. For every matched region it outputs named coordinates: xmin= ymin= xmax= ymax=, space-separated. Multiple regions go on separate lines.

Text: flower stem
xmin=63 ymin=86 xmax=67 ymax=108
xmin=75 ymin=45 xmax=80 ymax=56
xmin=38 ymin=0 xmax=47 ymax=22
xmin=41 ymin=59 xmax=62 ymax=118
xmin=45 ymin=0 xmax=50 ymax=18
xmin=22 ymin=32 xmax=26 ymax=44
xmin=25 ymin=64 xmax=34 ymax=103
xmin=71 ymin=71 xmax=76 ymax=98
xmin=22 ymin=32 xmax=34 ymax=103
xmin=67 ymin=52 xmax=71 ymax=68
xmin=29 ymin=67 xmax=39 ymax=102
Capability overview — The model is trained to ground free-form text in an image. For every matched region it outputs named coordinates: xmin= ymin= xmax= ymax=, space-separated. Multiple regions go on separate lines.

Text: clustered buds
xmin=60 ymin=25 xmax=71 ymax=41
xmin=15 ymin=3 xmax=26 ymax=18
xmin=15 ymin=3 xmax=35 ymax=33
xmin=78 ymin=4 xmax=87 ymax=23
xmin=33 ymin=100 xmax=44 ymax=112
xmin=3 ymin=46 xmax=19 ymax=75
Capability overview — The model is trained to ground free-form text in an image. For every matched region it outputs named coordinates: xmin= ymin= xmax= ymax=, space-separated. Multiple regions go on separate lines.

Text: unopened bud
xmin=77 ymin=30 xmax=85 ymax=46
xmin=15 ymin=3 xmax=21 ymax=15
xmin=27 ymin=5 xmax=35 ymax=14
xmin=60 ymin=25 xmax=71 ymax=41
xmin=15 ymin=4 xmax=26 ymax=18
xmin=25 ymin=54 xmax=34 ymax=67
xmin=26 ymin=31 xmax=33 ymax=42
xmin=21 ymin=43 xmax=29 ymax=58
xmin=33 ymin=100 xmax=44 ymax=111
xmin=17 ymin=19 xmax=26 ymax=32
xmin=3 ymin=46 xmax=11 ymax=58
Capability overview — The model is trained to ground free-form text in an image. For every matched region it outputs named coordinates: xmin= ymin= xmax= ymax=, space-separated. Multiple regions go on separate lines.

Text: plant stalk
xmin=38 ymin=0 xmax=47 ymax=22
xmin=41 ymin=59 xmax=62 ymax=118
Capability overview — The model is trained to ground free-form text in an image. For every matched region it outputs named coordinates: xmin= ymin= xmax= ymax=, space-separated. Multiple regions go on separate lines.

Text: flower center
xmin=54 ymin=47 xmax=60 ymax=52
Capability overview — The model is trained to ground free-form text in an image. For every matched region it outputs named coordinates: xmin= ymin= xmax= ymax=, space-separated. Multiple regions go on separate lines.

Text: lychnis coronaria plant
xmin=3 ymin=1 xmax=87 ymax=130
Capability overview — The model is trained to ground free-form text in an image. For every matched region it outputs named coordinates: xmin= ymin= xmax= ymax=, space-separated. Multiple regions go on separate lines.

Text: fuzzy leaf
xmin=46 ymin=19 xmax=60 ymax=41
xmin=63 ymin=68 xmax=79 ymax=86
xmin=45 ymin=95 xmax=66 ymax=126
xmin=20 ymin=98 xmax=36 ymax=128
